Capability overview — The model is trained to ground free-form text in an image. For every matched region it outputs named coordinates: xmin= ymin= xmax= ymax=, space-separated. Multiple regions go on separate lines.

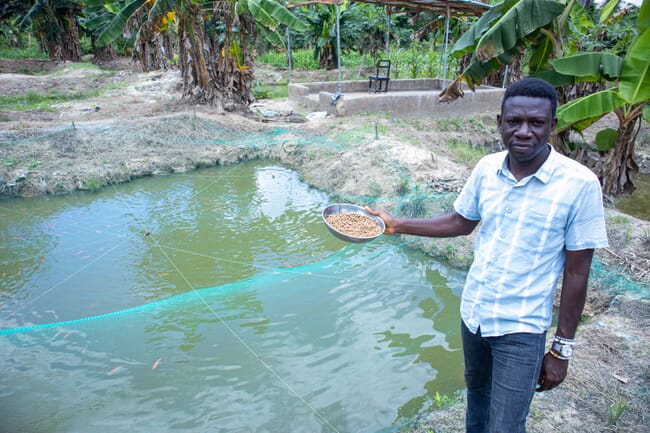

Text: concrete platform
xmin=288 ymin=78 xmax=504 ymax=118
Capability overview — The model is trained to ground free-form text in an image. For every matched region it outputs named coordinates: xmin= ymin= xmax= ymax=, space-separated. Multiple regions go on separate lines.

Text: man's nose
xmin=515 ymin=122 xmax=532 ymax=136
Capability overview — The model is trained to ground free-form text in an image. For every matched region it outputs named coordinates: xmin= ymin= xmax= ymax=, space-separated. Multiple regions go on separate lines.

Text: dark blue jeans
xmin=461 ymin=321 xmax=546 ymax=433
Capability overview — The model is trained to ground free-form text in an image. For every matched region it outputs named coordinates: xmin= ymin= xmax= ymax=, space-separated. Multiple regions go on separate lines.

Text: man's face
xmin=497 ymin=96 xmax=557 ymax=164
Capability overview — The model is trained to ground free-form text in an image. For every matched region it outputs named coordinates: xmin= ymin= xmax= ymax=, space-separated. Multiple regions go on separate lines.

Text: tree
xmin=438 ymin=0 xmax=566 ymax=100
xmin=84 ymin=0 xmax=174 ymax=71
xmin=89 ymin=0 xmax=306 ymax=110
xmin=21 ymin=0 xmax=84 ymax=61
xmin=439 ymin=0 xmax=647 ymax=197
xmin=339 ymin=3 xmax=388 ymax=75
xmin=1 ymin=1 xmax=32 ymax=48
xmin=543 ymin=1 xmax=650 ymax=196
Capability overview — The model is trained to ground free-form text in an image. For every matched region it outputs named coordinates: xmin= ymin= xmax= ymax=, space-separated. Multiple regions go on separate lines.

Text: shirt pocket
xmin=515 ymin=207 xmax=568 ymax=251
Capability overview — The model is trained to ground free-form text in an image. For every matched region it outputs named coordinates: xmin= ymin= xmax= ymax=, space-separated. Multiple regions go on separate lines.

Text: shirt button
xmin=500 ymin=233 xmax=505 ymax=239
xmin=506 ymin=208 xmax=512 ymax=213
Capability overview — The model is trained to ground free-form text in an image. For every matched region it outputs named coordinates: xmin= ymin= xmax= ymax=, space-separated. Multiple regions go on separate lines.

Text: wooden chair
xmin=368 ymin=59 xmax=391 ymax=93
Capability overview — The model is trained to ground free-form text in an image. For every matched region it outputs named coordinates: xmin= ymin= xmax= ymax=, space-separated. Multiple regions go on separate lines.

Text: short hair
xmin=501 ymin=77 xmax=558 ymax=117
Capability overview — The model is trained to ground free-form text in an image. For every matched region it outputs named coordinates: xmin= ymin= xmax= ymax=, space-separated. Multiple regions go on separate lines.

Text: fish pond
xmin=0 ymin=161 xmax=467 ymax=433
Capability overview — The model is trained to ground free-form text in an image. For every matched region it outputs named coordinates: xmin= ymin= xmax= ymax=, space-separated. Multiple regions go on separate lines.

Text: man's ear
xmin=551 ymin=116 xmax=558 ymax=131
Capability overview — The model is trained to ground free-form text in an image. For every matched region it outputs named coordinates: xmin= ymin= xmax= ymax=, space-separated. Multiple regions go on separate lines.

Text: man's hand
xmin=365 ymin=207 xmax=396 ymax=234
xmin=537 ymin=352 xmax=569 ymax=392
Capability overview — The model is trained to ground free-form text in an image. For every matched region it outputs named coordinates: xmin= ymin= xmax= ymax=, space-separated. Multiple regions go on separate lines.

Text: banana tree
xmin=438 ymin=0 xmax=566 ymax=101
xmin=542 ymin=2 xmax=649 ymax=196
xmin=87 ymin=0 xmax=306 ymax=109
xmin=20 ymin=0 xmax=84 ymax=61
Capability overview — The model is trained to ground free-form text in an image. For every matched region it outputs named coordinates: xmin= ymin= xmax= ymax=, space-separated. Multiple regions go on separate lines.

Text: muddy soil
xmin=0 ymin=58 xmax=648 ymax=433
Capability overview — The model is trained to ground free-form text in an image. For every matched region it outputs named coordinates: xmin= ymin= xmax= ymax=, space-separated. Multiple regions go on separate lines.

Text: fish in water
xmin=152 ymin=357 xmax=163 ymax=370
xmin=106 ymin=366 xmax=124 ymax=376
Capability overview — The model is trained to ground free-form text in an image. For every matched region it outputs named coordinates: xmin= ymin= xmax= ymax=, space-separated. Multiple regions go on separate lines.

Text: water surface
xmin=0 ymin=162 xmax=466 ymax=433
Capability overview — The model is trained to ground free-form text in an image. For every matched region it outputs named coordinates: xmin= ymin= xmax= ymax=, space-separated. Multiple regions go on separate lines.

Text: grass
xmin=447 ymin=138 xmax=491 ymax=166
xmin=252 ymin=80 xmax=288 ymax=99
xmin=257 ymin=48 xmax=365 ymax=70
xmin=0 ymin=45 xmax=48 ymax=60
xmin=2 ymin=156 xmax=19 ymax=169
xmin=0 ymin=88 xmax=106 ymax=111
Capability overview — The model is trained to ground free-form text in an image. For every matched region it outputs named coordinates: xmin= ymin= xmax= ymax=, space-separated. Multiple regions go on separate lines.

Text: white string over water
xmin=146 ymin=230 xmax=344 ymax=433
xmin=90 ymin=153 xmax=344 ymax=433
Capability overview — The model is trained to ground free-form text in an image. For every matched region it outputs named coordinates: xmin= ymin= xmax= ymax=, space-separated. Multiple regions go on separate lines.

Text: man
xmin=367 ymin=77 xmax=608 ymax=433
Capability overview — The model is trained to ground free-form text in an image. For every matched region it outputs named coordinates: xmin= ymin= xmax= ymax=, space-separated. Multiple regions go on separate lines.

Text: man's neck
xmin=508 ymin=144 xmax=551 ymax=181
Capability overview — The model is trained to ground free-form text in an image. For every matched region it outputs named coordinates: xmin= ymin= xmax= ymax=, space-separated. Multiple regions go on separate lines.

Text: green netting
xmin=590 ymin=258 xmax=650 ymax=297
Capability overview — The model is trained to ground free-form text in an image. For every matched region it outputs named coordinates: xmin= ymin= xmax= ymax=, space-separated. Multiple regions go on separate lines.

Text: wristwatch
xmin=551 ymin=340 xmax=574 ymax=360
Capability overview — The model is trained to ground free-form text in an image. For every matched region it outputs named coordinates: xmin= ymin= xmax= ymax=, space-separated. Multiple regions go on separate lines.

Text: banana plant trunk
xmin=92 ymin=43 xmax=117 ymax=65
xmin=36 ymin=11 xmax=81 ymax=61
xmin=178 ymin=3 xmax=254 ymax=111
xmin=593 ymin=110 xmax=641 ymax=197
xmin=134 ymin=20 xmax=169 ymax=72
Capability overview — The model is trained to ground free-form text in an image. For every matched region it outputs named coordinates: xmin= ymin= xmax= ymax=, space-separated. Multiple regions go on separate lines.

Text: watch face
xmin=553 ymin=341 xmax=573 ymax=357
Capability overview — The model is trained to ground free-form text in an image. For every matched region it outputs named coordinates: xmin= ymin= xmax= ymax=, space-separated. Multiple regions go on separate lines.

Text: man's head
xmin=501 ymin=77 xmax=558 ymax=117
xmin=497 ymin=78 xmax=558 ymax=168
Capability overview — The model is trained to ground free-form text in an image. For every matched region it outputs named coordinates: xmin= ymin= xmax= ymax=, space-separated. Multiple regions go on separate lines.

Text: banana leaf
xmin=473 ymin=0 xmax=565 ymax=62
xmin=237 ymin=0 xmax=249 ymax=16
xmin=247 ymin=0 xmax=277 ymax=30
xmin=533 ymin=69 xmax=577 ymax=87
xmin=96 ymin=0 xmax=146 ymax=47
xmin=149 ymin=0 xmax=175 ymax=19
xmin=619 ymin=28 xmax=650 ymax=105
xmin=451 ymin=4 xmax=505 ymax=57
xmin=549 ymin=52 xmax=624 ymax=82
xmin=556 ymin=90 xmax=625 ymax=133
xmin=594 ymin=128 xmax=618 ymax=151
xmin=462 ymin=49 xmax=520 ymax=89
xmin=640 ymin=0 xmax=650 ymax=33
xmin=599 ymin=0 xmax=620 ymax=24
xmin=528 ymin=28 xmax=557 ymax=74
xmin=259 ymin=0 xmax=307 ymax=31
xmin=256 ymin=23 xmax=285 ymax=47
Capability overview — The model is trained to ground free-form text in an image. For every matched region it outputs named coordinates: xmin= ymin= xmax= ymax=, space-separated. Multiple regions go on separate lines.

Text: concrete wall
xmin=288 ymin=78 xmax=505 ymax=118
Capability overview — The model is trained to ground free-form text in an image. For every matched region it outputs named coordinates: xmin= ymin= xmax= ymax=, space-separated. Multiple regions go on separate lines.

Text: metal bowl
xmin=322 ymin=203 xmax=385 ymax=243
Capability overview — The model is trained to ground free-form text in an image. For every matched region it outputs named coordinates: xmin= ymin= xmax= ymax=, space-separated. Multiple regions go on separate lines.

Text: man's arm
xmin=365 ymin=208 xmax=479 ymax=237
xmin=537 ymin=248 xmax=594 ymax=391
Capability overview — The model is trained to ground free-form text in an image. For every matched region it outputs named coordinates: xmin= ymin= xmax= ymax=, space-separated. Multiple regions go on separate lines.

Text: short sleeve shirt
xmin=453 ymin=146 xmax=608 ymax=337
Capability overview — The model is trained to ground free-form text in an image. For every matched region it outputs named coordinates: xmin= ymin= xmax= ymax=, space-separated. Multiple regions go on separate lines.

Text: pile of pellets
xmin=325 ymin=213 xmax=382 ymax=238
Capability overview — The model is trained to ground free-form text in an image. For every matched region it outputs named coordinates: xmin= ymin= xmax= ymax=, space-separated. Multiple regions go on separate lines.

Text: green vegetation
xmin=257 ymin=49 xmax=320 ymax=70
xmin=397 ymin=195 xmax=427 ymax=218
xmin=447 ymin=138 xmax=491 ymax=166
xmin=0 ymin=62 xmax=124 ymax=111
xmin=2 ymin=156 xmax=19 ymax=170
xmin=82 ymin=176 xmax=103 ymax=192
xmin=432 ymin=391 xmax=451 ymax=409
xmin=252 ymin=80 xmax=288 ymax=99
xmin=0 ymin=45 xmax=47 ymax=59
xmin=607 ymin=400 xmax=628 ymax=425
xmin=256 ymin=43 xmax=456 ymax=80
xmin=0 ymin=88 xmax=101 ymax=111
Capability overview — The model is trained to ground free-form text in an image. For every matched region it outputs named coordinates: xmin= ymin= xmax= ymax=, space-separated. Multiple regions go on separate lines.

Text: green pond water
xmin=0 ymin=161 xmax=467 ymax=433
xmin=616 ymin=172 xmax=650 ymax=221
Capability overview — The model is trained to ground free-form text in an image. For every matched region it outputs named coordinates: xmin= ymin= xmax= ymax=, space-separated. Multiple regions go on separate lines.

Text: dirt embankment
xmin=0 ymin=59 xmax=648 ymax=433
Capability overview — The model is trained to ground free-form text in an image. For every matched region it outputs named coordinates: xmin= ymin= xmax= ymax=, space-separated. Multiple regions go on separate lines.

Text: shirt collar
xmin=497 ymin=144 xmax=555 ymax=184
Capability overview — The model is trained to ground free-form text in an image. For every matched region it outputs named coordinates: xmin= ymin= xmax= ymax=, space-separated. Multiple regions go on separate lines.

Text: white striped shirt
xmin=454 ymin=146 xmax=608 ymax=336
